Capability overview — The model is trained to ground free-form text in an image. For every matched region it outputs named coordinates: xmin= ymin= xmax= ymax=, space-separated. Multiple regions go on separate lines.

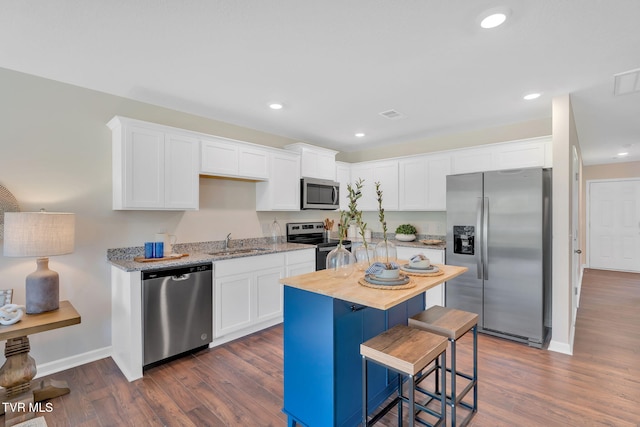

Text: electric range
xmin=286 ymin=221 xmax=351 ymax=271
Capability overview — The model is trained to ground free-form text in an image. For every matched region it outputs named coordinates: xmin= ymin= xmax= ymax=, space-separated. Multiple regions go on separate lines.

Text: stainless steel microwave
xmin=300 ymin=177 xmax=340 ymax=210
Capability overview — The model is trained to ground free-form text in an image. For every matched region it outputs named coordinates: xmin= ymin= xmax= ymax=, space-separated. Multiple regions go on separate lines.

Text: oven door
xmin=316 ymin=243 xmax=351 ymax=270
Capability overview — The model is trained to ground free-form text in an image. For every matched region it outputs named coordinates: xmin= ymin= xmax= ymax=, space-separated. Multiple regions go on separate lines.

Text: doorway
xmin=587 ymin=178 xmax=640 ymax=273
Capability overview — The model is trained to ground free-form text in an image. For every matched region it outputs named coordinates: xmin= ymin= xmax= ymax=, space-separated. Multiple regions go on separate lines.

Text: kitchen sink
xmin=207 ymin=247 xmax=270 ymax=256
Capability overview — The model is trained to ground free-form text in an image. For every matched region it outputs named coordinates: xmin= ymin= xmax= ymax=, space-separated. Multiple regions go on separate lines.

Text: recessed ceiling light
xmin=523 ymin=93 xmax=541 ymax=100
xmin=617 ymin=152 xmax=629 ymax=156
xmin=269 ymin=103 xmax=283 ymax=110
xmin=480 ymin=12 xmax=507 ymax=29
xmin=355 ymin=133 xmax=365 ymax=138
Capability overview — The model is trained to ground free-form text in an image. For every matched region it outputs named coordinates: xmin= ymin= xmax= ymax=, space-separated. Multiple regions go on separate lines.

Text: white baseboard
xmin=34 ymin=346 xmax=112 ymax=379
xmin=547 ymin=340 xmax=572 ymax=355
xmin=210 ymin=318 xmax=282 ymax=348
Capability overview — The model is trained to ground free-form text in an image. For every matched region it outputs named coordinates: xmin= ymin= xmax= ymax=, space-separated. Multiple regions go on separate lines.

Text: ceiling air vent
xmin=379 ymin=109 xmax=405 ymax=120
xmin=613 ymin=68 xmax=640 ymax=96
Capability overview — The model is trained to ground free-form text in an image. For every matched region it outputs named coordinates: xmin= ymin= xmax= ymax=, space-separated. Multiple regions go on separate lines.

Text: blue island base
xmin=283 ymin=286 xmax=425 ymax=427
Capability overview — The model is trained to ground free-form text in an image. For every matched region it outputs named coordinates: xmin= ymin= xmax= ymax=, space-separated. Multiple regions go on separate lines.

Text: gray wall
xmin=0 ymin=67 xmax=553 ymax=372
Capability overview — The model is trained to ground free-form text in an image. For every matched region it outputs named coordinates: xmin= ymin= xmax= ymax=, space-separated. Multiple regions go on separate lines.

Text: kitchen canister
xmin=155 ymin=233 xmax=177 ymax=255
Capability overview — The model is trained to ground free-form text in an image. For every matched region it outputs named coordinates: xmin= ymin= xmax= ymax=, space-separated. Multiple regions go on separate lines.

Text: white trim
xmin=34 ymin=346 xmax=112 ymax=379
xmin=548 ymin=340 xmax=573 ymax=355
xmin=576 ymin=264 xmax=585 ymax=308
xmin=209 ymin=318 xmax=282 ymax=348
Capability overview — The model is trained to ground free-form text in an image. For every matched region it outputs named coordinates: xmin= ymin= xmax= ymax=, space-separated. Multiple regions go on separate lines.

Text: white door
xmin=588 ymin=179 xmax=640 ymax=272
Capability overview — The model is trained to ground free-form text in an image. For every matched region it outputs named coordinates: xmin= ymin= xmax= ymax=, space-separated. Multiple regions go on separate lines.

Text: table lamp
xmin=3 ymin=211 xmax=75 ymax=314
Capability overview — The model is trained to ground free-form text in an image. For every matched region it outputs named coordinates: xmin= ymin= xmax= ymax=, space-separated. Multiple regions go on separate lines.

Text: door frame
xmin=571 ymin=147 xmax=580 ymax=326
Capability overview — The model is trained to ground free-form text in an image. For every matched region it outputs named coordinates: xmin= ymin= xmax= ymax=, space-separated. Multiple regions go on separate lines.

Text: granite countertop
xmin=107 ymin=239 xmax=314 ymax=272
xmin=349 ymin=236 xmax=446 ymax=251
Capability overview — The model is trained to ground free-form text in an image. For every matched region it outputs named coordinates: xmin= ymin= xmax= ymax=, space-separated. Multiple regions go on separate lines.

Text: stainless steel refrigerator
xmin=445 ymin=168 xmax=551 ymax=347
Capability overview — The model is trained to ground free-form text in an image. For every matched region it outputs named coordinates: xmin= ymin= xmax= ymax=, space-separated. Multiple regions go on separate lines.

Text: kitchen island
xmin=280 ymin=263 xmax=467 ymax=427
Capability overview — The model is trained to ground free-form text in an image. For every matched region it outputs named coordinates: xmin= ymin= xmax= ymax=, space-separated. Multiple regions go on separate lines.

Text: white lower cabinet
xmin=397 ymin=246 xmax=445 ymax=308
xmin=285 ymin=249 xmax=316 ymax=277
xmin=213 ymin=249 xmax=315 ymax=340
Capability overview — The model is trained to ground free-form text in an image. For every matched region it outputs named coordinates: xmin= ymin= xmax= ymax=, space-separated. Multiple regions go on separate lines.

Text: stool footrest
xmin=416 ymin=378 xmax=476 ymax=407
xmin=367 ymin=396 xmax=401 ymax=426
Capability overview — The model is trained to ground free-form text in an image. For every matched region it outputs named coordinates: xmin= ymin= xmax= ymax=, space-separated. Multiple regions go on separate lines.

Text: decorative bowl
xmin=395 ymin=233 xmax=416 ymax=242
xmin=376 ymin=268 xmax=400 ymax=279
xmin=409 ymin=258 xmax=431 ymax=269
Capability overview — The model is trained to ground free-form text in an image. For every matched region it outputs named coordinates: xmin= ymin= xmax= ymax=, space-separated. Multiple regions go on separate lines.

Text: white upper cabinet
xmin=284 ymin=143 xmax=338 ymax=180
xmin=200 ymin=137 xmax=269 ymax=180
xmin=256 ymin=150 xmax=301 ymax=211
xmin=495 ymin=138 xmax=551 ymax=170
xmin=164 ymin=133 xmax=201 ymax=210
xmin=399 ymin=156 xmax=428 ymax=210
xmin=108 ymin=116 xmax=199 ymax=210
xmin=350 ymin=160 xmax=399 ymax=211
xmin=398 ymin=153 xmax=450 ymax=211
xmin=425 ymin=154 xmax=451 ymax=211
xmin=451 ymin=136 xmax=552 ymax=174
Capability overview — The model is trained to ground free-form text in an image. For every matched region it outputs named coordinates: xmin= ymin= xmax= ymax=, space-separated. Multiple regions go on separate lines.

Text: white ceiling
xmin=1 ymin=0 xmax=639 ymax=165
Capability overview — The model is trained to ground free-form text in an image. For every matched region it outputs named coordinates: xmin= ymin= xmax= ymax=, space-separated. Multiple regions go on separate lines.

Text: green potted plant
xmin=395 ymin=224 xmax=417 ymax=242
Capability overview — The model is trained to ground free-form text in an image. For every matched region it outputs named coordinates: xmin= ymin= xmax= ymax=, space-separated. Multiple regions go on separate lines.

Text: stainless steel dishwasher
xmin=142 ymin=263 xmax=213 ymax=367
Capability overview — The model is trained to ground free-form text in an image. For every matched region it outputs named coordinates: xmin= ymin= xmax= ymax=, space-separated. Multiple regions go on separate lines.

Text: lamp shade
xmin=3 ymin=212 xmax=75 ymax=257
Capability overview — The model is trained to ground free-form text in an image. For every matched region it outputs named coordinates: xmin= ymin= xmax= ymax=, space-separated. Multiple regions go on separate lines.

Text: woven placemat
xmin=358 ymin=277 xmax=416 ymax=290
xmin=399 ymin=264 xmax=445 ymax=277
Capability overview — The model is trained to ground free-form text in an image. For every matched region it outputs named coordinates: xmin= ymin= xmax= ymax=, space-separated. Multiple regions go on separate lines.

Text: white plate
xmin=364 ymin=274 xmax=410 ymax=286
xmin=401 ymin=264 xmax=440 ymax=274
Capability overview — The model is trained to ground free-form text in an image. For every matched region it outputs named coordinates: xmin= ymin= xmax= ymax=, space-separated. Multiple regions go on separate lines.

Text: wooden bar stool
xmin=360 ymin=324 xmax=448 ymax=427
xmin=409 ymin=306 xmax=478 ymax=427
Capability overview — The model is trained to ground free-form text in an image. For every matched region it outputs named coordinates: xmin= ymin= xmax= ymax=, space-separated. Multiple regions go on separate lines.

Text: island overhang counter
xmin=279 ymin=263 xmax=467 ymax=427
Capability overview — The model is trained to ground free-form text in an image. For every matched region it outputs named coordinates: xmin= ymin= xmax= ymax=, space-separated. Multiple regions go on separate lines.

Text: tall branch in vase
xmin=375 ymin=181 xmax=390 ymax=266
xmin=337 ymin=210 xmax=351 ymax=247
xmin=347 ymin=178 xmax=370 ymax=265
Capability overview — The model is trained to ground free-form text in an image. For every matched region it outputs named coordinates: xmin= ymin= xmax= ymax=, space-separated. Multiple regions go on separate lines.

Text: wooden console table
xmin=0 ymin=300 xmax=81 ymax=426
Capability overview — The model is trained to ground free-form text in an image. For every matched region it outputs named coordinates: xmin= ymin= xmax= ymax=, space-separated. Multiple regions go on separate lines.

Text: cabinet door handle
xmin=350 ymin=304 xmax=366 ymax=312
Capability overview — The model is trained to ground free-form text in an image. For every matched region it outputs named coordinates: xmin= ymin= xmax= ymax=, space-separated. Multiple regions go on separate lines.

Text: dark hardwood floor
xmin=9 ymin=268 xmax=640 ymax=426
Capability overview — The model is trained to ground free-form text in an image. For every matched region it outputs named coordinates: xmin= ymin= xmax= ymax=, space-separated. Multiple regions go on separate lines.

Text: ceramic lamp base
xmin=25 ymin=258 xmax=60 ymax=314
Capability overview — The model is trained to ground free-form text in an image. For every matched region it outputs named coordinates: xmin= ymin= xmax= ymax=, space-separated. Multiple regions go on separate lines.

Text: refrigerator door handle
xmin=476 ymin=197 xmax=483 ymax=280
xmin=483 ymin=197 xmax=489 ymax=280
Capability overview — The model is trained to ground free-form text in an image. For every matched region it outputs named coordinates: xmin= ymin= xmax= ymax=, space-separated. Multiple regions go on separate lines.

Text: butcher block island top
xmin=279 ymin=263 xmax=467 ymax=310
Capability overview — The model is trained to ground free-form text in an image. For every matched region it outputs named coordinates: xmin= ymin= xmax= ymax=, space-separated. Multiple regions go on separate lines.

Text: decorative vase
xmin=395 ymin=233 xmax=416 ymax=242
xmin=326 ymin=244 xmax=356 ymax=278
xmin=374 ymin=240 xmax=397 ymax=265
xmin=354 ymin=245 xmax=375 ymax=271
xmin=270 ymin=218 xmax=281 ymax=244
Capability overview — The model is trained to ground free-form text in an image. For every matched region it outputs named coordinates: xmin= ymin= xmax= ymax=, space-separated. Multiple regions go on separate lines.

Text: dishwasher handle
xmin=172 ymin=274 xmax=190 ymax=281
xmin=142 ymin=263 xmax=212 ymax=280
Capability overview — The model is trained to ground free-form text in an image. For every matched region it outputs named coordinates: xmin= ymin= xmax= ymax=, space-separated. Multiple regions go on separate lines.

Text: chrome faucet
xmin=224 ymin=233 xmax=232 ymax=250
